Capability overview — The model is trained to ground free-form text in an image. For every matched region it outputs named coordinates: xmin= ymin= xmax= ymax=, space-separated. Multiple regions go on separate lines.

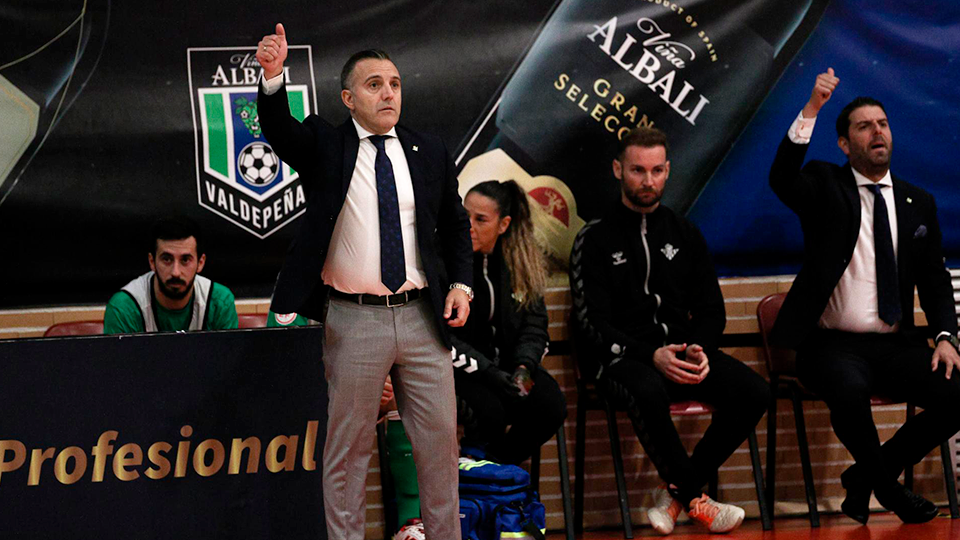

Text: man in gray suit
xmin=257 ymin=24 xmax=473 ymax=540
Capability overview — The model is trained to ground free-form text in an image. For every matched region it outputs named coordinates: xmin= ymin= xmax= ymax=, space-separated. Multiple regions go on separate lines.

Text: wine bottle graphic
xmin=0 ymin=1 xmax=111 ymax=206
xmin=456 ymin=0 xmax=829 ymax=267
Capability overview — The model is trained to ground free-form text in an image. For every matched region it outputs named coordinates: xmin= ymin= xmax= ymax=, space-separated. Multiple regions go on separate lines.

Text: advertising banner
xmin=1 ymin=0 xmax=958 ymax=306
xmin=0 ymin=327 xmax=327 ymax=539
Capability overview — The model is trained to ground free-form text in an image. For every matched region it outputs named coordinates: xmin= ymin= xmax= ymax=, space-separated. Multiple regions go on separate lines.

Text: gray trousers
xmin=323 ymin=297 xmax=461 ymax=540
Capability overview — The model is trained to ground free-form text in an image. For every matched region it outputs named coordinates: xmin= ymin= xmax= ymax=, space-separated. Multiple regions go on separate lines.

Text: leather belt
xmin=330 ymin=288 xmax=424 ymax=307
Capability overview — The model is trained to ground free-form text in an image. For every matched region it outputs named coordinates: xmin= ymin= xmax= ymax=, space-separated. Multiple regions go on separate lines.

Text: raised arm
xmin=255 ymin=23 xmax=317 ymax=173
xmin=770 ymin=68 xmax=840 ymax=213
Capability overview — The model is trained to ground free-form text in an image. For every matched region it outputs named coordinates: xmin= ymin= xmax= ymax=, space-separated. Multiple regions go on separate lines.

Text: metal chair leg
xmin=940 ymin=441 xmax=959 ymax=519
xmin=604 ymin=398 xmax=633 ymax=539
xmin=791 ymin=388 xmax=820 ymax=527
xmin=556 ymin=426 xmax=576 ymax=540
xmin=904 ymin=404 xmax=916 ymax=491
xmin=574 ymin=395 xmax=588 ymax=534
xmin=748 ymin=430 xmax=772 ymax=530
xmin=766 ymin=385 xmax=778 ymax=512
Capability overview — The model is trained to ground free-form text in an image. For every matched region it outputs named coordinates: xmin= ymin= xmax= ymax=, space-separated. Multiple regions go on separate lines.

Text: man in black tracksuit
xmin=570 ymin=128 xmax=769 ymax=534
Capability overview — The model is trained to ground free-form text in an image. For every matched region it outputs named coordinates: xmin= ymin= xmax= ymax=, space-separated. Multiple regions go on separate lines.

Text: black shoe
xmin=840 ymin=466 xmax=871 ymax=525
xmin=874 ymin=482 xmax=940 ymax=524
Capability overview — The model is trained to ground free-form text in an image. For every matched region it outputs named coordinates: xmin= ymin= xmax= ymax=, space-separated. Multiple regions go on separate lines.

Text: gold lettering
xmin=302 ymin=421 xmax=318 ymax=472
xmin=590 ymin=103 xmax=607 ymax=121
xmin=624 ymin=105 xmax=638 ymax=123
xmin=566 ymin=84 xmax=581 ymax=102
xmin=54 ymin=447 xmax=87 ymax=485
xmin=91 ymin=430 xmax=118 ymax=482
xmin=113 ymin=443 xmax=143 ymax=481
xmin=175 ymin=425 xmax=193 ymax=478
xmin=145 ymin=442 xmax=172 ymax=480
xmin=229 ymin=437 xmax=262 ymax=474
xmin=604 ymin=115 xmax=620 ymax=133
xmin=27 ymin=447 xmax=55 ymax=486
xmin=578 ymin=94 xmax=590 ymax=112
xmin=265 ymin=436 xmax=299 ymax=473
xmin=593 ymin=78 xmax=610 ymax=98
xmin=610 ymin=92 xmax=626 ymax=111
xmin=194 ymin=440 xmax=226 ymax=477
xmin=554 ymin=73 xmax=569 ymax=91
xmin=0 ymin=440 xmax=26 ymax=486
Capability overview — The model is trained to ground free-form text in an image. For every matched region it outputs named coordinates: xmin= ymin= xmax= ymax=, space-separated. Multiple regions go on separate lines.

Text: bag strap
xmin=521 ymin=521 xmax=545 ymax=540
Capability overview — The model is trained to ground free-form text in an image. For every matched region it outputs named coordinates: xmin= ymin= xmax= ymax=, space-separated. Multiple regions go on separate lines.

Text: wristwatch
xmin=935 ymin=333 xmax=960 ymax=352
xmin=450 ymin=282 xmax=474 ymax=301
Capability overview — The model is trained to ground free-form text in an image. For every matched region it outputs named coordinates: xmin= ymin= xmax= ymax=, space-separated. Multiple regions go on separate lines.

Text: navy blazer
xmin=768 ymin=135 xmax=956 ymax=349
xmin=258 ymin=84 xmax=472 ymax=346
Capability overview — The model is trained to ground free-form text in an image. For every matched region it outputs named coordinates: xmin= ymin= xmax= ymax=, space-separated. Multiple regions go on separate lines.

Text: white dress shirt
xmin=262 ymin=74 xmax=426 ymax=295
xmin=787 ymin=112 xmax=899 ymax=333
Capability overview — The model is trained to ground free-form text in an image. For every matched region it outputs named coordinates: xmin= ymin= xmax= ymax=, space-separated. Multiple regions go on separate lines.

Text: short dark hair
xmin=150 ymin=216 xmax=203 ymax=257
xmin=617 ymin=127 xmax=670 ymax=160
xmin=340 ymin=49 xmax=392 ymax=90
xmin=836 ymin=96 xmax=886 ymax=139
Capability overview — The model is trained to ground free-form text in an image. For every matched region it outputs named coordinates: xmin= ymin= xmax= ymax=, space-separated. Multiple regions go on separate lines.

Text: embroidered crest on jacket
xmin=661 ymin=243 xmax=679 ymax=260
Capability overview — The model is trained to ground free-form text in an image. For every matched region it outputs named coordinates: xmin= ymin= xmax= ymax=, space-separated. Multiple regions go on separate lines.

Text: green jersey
xmin=104 ymin=275 xmax=238 ymax=334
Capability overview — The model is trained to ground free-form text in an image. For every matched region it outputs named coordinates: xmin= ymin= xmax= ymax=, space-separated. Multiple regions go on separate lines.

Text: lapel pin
xmin=412 ymin=145 xmax=419 ymax=152
xmin=906 ymin=197 xmax=912 ymax=203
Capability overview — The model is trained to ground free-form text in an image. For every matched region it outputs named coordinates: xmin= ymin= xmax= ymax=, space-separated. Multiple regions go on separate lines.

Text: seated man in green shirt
xmin=104 ymin=216 xmax=238 ymax=334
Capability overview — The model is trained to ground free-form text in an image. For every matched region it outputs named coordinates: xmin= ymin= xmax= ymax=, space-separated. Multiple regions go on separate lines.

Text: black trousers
xmin=602 ymin=350 xmax=769 ymax=503
xmin=455 ymin=365 xmax=567 ymax=465
xmin=797 ymin=330 xmax=960 ymax=486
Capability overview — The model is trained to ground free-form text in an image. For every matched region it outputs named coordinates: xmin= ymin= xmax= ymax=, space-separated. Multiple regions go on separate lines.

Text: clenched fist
xmin=256 ymin=23 xmax=288 ymax=80
xmin=802 ymin=67 xmax=839 ymax=119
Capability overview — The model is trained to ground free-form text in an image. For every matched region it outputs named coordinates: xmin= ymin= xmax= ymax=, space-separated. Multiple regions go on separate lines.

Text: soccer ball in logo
xmin=237 ymin=142 xmax=279 ymax=186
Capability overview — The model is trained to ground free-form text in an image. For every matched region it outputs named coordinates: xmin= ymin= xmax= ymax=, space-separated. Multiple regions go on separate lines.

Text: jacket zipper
xmin=641 ymin=215 xmax=669 ymax=341
xmin=483 ymin=255 xmax=495 ymax=322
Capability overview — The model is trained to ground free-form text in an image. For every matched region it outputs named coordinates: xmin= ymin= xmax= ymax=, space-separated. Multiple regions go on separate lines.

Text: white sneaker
xmin=393 ymin=519 xmax=426 ymax=540
xmin=647 ymin=484 xmax=684 ymax=535
xmin=687 ymin=494 xmax=745 ymax=533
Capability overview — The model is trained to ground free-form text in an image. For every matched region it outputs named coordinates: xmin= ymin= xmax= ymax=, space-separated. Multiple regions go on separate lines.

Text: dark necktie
xmin=369 ymin=135 xmax=406 ymax=293
xmin=869 ymin=184 xmax=901 ymax=325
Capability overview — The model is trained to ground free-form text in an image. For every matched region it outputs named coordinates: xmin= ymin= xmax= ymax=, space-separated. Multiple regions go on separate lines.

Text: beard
xmin=156 ymin=275 xmax=193 ymax=300
xmin=850 ymin=138 xmax=892 ymax=175
xmin=625 ymin=186 xmax=662 ymax=209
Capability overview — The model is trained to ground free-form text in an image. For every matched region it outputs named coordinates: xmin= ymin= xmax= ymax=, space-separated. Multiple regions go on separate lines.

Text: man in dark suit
xmin=256 ymin=24 xmax=473 ymax=540
xmin=770 ymin=68 xmax=960 ymax=525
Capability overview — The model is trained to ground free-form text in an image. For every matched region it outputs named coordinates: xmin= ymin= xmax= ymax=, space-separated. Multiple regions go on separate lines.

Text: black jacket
xmin=449 ymin=245 xmax=549 ymax=376
xmin=769 ymin=135 xmax=956 ymax=348
xmin=258 ymin=83 xmax=472 ymax=345
xmin=570 ymin=203 xmax=726 ymax=378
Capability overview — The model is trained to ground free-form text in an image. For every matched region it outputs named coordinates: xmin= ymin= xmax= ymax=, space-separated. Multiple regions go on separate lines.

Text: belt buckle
xmin=385 ymin=291 xmax=405 ymax=308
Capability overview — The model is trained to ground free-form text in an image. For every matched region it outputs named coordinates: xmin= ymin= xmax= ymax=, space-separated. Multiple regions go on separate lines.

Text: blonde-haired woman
xmin=452 ymin=180 xmax=566 ymax=464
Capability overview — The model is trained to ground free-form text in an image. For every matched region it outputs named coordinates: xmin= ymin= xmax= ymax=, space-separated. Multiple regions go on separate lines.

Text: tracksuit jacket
xmin=570 ymin=202 xmax=726 ymax=378
xmin=449 ymin=244 xmax=550 ymax=376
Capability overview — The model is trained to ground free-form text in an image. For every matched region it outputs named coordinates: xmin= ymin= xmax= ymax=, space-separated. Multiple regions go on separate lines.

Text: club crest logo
xmin=661 ymin=243 xmax=679 ymax=260
xmin=187 ymin=46 xmax=317 ymax=238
